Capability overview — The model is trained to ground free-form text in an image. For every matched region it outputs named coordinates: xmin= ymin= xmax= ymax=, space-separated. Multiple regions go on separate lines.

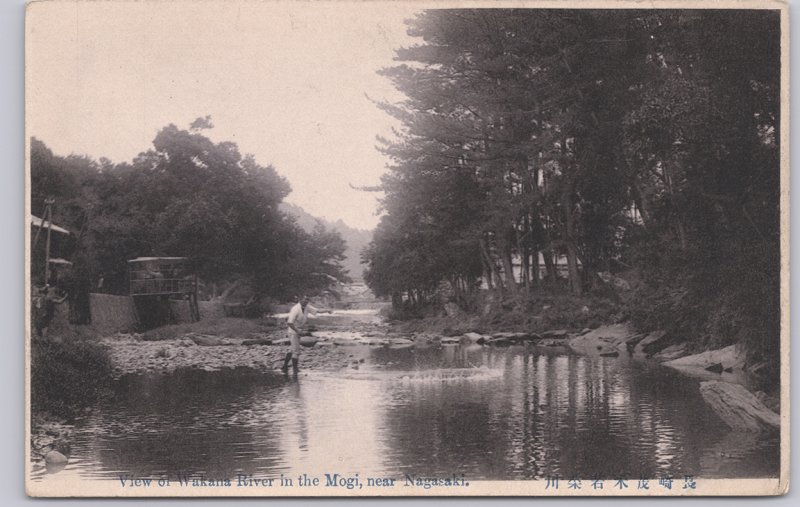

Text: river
xmin=31 ymin=309 xmax=779 ymax=483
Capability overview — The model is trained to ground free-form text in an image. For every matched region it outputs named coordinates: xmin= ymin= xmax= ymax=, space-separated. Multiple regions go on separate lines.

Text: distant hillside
xmin=280 ymin=202 xmax=373 ymax=281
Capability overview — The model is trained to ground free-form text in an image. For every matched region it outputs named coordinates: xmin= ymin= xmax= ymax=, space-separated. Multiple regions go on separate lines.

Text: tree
xmin=364 ymin=9 xmax=781 ymax=382
xmin=30 ymin=119 xmax=350 ymax=300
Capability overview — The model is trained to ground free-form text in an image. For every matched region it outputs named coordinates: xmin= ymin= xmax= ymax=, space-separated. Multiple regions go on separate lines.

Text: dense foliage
xmin=31 ymin=119 xmax=349 ymax=299
xmin=31 ymin=339 xmax=114 ymax=421
xmin=363 ymin=10 xmax=780 ymax=375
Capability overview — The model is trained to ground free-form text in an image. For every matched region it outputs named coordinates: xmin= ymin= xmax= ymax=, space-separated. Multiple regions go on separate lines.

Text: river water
xmin=31 ymin=329 xmax=779 ymax=483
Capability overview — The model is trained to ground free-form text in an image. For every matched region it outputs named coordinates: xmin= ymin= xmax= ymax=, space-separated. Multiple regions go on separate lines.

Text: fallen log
xmin=699 ymin=381 xmax=780 ymax=432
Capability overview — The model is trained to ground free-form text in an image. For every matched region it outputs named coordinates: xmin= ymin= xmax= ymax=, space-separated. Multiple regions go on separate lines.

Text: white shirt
xmin=287 ymin=302 xmax=318 ymax=333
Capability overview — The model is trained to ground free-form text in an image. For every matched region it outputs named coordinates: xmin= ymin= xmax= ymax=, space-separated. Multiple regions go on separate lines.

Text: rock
xmin=699 ymin=381 xmax=780 ymax=432
xmin=633 ymin=330 xmax=669 ymax=355
xmin=651 ymin=343 xmax=687 ymax=361
xmin=45 ymin=450 xmax=68 ymax=465
xmin=241 ymin=339 xmax=272 ymax=346
xmin=440 ymin=337 xmax=461 ymax=345
xmin=663 ymin=345 xmax=746 ymax=374
xmin=541 ymin=329 xmax=569 ymax=338
xmin=462 ymin=332 xmax=487 ymax=344
xmin=724 ymin=366 xmax=733 ymax=373
xmin=299 ymin=336 xmax=318 ymax=348
xmin=568 ymin=323 xmax=637 ymax=355
xmin=599 ymin=351 xmax=619 ymax=358
xmin=580 ymin=306 xmax=590 ymax=314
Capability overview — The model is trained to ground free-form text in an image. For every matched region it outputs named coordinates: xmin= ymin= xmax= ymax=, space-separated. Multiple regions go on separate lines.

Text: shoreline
xmin=31 ymin=314 xmax=780 ymax=472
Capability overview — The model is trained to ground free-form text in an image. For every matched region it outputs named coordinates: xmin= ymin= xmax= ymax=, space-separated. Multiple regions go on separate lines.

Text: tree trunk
xmin=561 ymin=177 xmax=582 ymax=296
xmin=497 ymin=228 xmax=518 ymax=296
xmin=543 ymin=249 xmax=557 ymax=284
xmin=479 ymin=235 xmax=503 ymax=290
xmin=566 ymin=242 xmax=582 ymax=296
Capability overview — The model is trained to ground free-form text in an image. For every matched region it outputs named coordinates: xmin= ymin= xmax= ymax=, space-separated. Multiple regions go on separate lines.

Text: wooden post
xmin=43 ymin=198 xmax=54 ymax=284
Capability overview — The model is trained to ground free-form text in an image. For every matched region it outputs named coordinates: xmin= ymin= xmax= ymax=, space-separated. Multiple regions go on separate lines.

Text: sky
xmin=26 ymin=0 xmax=422 ymax=230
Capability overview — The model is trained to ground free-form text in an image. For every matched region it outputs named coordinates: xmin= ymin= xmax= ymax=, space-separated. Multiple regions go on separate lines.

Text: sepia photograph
xmin=25 ymin=0 xmax=788 ymax=497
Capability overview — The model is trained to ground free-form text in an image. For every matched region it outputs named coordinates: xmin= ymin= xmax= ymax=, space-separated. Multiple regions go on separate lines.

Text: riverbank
xmin=31 ymin=309 xmax=780 ymax=474
xmin=31 ymin=315 xmax=782 ymax=481
xmin=390 ymin=312 xmax=781 ymax=432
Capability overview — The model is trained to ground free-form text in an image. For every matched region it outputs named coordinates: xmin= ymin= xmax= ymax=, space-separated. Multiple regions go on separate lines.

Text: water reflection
xmin=32 ymin=346 xmax=779 ymax=482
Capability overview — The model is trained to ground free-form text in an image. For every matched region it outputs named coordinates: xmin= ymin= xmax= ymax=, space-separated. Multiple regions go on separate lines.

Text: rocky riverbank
xmin=563 ymin=324 xmax=781 ymax=431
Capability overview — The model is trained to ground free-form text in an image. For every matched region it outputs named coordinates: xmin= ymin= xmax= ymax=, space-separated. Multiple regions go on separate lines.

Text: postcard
xmin=25 ymin=0 xmax=789 ymax=497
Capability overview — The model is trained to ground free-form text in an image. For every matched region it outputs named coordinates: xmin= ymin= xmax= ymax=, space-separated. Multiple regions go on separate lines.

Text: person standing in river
xmin=282 ymin=295 xmax=330 ymax=374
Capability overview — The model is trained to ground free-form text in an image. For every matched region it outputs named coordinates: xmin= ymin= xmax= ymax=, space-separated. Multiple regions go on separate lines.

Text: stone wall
xmin=89 ymin=293 xmax=138 ymax=334
xmin=45 ymin=294 xmax=226 ymax=337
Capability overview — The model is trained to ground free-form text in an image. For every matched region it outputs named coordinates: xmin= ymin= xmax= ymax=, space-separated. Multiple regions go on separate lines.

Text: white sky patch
xmin=27 ymin=1 xmax=422 ymax=230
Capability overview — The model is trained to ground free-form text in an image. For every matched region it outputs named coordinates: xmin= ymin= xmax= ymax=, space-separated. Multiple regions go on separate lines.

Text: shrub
xmin=31 ymin=339 xmax=114 ymax=421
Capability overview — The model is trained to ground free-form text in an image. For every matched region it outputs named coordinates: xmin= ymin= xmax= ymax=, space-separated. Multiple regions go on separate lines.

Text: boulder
xmin=486 ymin=337 xmax=512 ymax=347
xmin=45 ymin=450 xmax=68 ymax=465
xmin=299 ymin=336 xmax=318 ymax=348
xmin=651 ymin=343 xmax=687 ymax=361
xmin=663 ymin=345 xmax=746 ymax=373
xmin=567 ymin=323 xmax=637 ymax=355
xmin=699 ymin=381 xmax=780 ymax=432
xmin=599 ymin=351 xmax=619 ymax=358
xmin=633 ymin=330 xmax=669 ymax=355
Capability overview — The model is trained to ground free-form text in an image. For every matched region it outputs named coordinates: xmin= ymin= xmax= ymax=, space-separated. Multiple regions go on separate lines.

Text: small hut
xmin=128 ymin=257 xmax=200 ymax=326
